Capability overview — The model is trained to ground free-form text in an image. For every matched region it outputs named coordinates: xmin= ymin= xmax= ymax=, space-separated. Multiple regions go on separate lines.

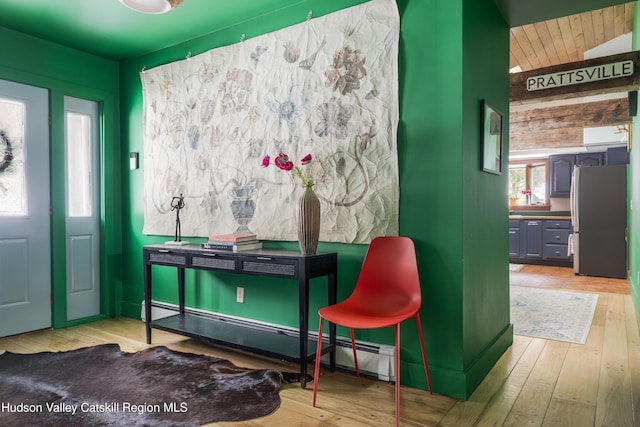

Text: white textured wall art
xmin=141 ymin=0 xmax=399 ymax=243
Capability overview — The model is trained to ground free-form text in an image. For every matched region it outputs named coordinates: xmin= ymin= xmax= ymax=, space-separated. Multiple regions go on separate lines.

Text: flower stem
xmin=293 ymin=166 xmax=314 ymax=188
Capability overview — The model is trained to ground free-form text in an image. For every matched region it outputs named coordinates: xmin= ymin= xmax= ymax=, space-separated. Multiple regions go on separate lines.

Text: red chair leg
xmin=350 ymin=328 xmax=359 ymax=377
xmin=415 ymin=314 xmax=432 ymax=394
xmin=312 ymin=316 xmax=325 ymax=407
xmin=395 ymin=323 xmax=401 ymax=427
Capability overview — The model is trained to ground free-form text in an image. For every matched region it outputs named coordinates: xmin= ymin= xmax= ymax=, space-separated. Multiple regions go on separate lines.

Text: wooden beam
xmin=511 ymin=51 xmax=640 ymax=103
xmin=510 ymin=98 xmax=631 ymax=135
xmin=509 ymin=98 xmax=632 ymax=151
xmin=509 ymin=128 xmax=584 ymax=151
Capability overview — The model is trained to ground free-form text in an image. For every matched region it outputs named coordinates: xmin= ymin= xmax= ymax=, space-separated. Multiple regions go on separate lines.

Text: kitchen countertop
xmin=509 ymin=215 xmax=571 ymax=220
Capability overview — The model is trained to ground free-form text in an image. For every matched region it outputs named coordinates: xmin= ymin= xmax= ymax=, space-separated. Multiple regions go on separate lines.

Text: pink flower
xmin=274 ymin=153 xmax=294 ymax=171
xmin=301 ymin=154 xmax=312 ymax=165
xmin=261 ymin=152 xmax=315 ymax=188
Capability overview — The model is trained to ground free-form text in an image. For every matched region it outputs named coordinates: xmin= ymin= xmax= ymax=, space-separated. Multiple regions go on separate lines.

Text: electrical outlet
xmin=236 ymin=287 xmax=244 ymax=303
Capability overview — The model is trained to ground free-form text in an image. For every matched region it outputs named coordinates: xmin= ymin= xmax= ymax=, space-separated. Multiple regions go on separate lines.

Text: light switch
xmin=130 ymin=152 xmax=139 ymax=170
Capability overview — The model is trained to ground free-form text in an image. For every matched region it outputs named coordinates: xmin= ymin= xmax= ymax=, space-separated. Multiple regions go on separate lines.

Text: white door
xmin=64 ymin=96 xmax=100 ymax=321
xmin=0 ymin=79 xmax=51 ymax=337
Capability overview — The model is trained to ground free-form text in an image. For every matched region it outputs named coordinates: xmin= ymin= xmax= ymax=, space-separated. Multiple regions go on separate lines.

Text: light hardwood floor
xmin=0 ymin=265 xmax=637 ymax=426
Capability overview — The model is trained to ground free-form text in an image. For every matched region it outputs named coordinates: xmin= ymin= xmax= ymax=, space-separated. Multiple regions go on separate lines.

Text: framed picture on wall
xmin=481 ymin=99 xmax=503 ymax=175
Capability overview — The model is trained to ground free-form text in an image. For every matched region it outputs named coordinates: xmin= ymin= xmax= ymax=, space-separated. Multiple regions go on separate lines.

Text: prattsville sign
xmin=527 ymin=60 xmax=634 ymax=91
xmin=511 ymin=51 xmax=640 ymax=103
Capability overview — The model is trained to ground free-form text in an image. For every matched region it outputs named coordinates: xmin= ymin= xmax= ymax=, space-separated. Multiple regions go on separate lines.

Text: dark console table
xmin=143 ymin=244 xmax=337 ymax=388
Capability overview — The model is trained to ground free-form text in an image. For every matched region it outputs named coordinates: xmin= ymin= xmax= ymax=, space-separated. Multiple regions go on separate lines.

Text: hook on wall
xmin=307 ymin=11 xmax=312 ymax=21
xmin=240 ymin=33 xmax=246 ymax=43
xmin=186 ymin=51 xmax=192 ymax=60
xmin=141 ymin=65 xmax=146 ymax=73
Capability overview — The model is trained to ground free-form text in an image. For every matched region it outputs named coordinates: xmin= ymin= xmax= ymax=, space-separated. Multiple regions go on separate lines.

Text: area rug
xmin=0 ymin=344 xmax=281 ymax=426
xmin=510 ymin=286 xmax=598 ymax=344
xmin=509 ymin=263 xmax=524 ymax=271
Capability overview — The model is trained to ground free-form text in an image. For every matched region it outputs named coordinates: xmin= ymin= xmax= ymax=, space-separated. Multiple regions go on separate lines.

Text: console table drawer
xmin=148 ymin=251 xmax=187 ymax=266
xmin=240 ymin=256 xmax=297 ymax=277
xmin=191 ymin=254 xmax=236 ymax=271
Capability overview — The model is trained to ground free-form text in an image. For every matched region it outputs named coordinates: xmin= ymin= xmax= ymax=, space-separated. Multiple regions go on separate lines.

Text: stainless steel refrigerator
xmin=570 ymin=164 xmax=627 ymax=279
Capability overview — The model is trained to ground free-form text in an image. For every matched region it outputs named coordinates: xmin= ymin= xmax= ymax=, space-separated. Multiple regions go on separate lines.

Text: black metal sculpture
xmin=170 ymin=193 xmax=185 ymax=242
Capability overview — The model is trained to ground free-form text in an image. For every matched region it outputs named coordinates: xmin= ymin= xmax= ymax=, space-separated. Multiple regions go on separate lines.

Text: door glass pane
xmin=0 ymin=98 xmax=26 ymax=216
xmin=66 ymin=112 xmax=93 ymax=217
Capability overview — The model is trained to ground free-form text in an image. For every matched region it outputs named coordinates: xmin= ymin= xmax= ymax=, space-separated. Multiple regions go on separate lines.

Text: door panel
xmin=64 ymin=96 xmax=100 ymax=321
xmin=0 ymin=239 xmax=28 ymax=303
xmin=67 ymin=234 xmax=97 ymax=318
xmin=0 ymin=79 xmax=51 ymax=337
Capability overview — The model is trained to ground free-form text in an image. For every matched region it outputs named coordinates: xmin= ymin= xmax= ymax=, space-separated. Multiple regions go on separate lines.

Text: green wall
xmin=630 ymin=2 xmax=640 ymax=325
xmin=461 ymin=0 xmax=513 ymax=391
xmin=0 ymin=27 xmax=122 ymax=327
xmin=0 ymin=0 xmax=631 ymax=403
xmin=119 ymin=0 xmax=511 ymax=399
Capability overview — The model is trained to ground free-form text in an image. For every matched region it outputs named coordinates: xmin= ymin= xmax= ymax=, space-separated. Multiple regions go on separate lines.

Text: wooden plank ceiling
xmin=509 ymin=3 xmax=635 ymax=152
xmin=510 ymin=3 xmax=635 ymax=72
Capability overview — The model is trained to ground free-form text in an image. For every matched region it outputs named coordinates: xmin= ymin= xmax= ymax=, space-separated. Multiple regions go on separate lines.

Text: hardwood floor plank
xmin=596 ymin=294 xmax=634 ymax=427
xmin=624 ymin=295 xmax=640 ymax=427
xmin=215 ymin=392 xmax=375 ymax=427
xmin=510 ymin=265 xmax=630 ymax=295
xmin=542 ymin=399 xmax=595 ymax=427
xmin=473 ymin=337 xmax=544 ymax=427
xmin=0 ymin=337 xmax=40 ymax=354
xmin=439 ymin=336 xmax=543 ymax=427
xmin=502 ymin=340 xmax=569 ymax=426
xmin=309 ymin=386 xmax=398 ymax=426
xmin=552 ymin=293 xmax=606 ymax=405
xmin=288 ymin=387 xmax=403 ymax=427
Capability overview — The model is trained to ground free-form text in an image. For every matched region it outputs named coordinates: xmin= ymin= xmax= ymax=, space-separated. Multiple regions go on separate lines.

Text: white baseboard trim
xmin=141 ymin=300 xmax=395 ymax=381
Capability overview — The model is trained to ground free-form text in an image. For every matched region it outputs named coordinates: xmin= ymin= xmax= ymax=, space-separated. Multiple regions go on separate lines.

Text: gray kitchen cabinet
xmin=509 ymin=219 xmax=572 ymax=267
xmin=522 ymin=220 xmax=543 ymax=259
xmin=542 ymin=220 xmax=572 ymax=262
xmin=606 ymin=146 xmax=630 ymax=165
xmin=549 ymin=154 xmax=574 ymax=197
xmin=509 ymin=220 xmax=521 ymax=258
xmin=576 ymin=152 xmax=604 ymax=166
xmin=549 ymin=152 xmax=604 ymax=197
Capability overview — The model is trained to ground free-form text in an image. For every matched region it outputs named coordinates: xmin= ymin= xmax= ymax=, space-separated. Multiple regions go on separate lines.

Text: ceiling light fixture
xmin=118 ymin=0 xmax=183 ymax=14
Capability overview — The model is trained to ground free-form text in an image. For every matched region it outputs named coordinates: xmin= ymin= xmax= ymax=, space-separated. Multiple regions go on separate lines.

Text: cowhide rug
xmin=0 ymin=344 xmax=282 ymax=426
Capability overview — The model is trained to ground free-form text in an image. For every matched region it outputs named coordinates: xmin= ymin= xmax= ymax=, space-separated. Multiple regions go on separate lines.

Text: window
xmin=0 ymin=98 xmax=26 ymax=216
xmin=65 ymin=112 xmax=94 ymax=217
xmin=508 ymin=158 xmax=549 ymax=211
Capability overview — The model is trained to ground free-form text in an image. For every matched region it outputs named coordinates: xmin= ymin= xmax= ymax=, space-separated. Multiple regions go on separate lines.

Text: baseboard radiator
xmin=141 ymin=300 xmax=395 ymax=381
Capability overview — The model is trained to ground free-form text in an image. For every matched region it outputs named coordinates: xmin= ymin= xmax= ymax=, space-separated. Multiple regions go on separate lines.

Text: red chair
xmin=312 ymin=236 xmax=432 ymax=427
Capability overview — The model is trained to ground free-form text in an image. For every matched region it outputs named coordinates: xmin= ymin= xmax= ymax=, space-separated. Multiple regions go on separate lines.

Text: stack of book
xmin=202 ymin=233 xmax=262 ymax=252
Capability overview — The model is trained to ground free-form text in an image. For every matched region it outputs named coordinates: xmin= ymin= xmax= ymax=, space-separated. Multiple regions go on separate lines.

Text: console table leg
xmin=299 ymin=276 xmax=310 ymax=388
xmin=178 ymin=267 xmax=185 ymax=315
xmin=144 ymin=263 xmax=152 ymax=344
xmin=328 ymin=273 xmax=337 ymax=371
